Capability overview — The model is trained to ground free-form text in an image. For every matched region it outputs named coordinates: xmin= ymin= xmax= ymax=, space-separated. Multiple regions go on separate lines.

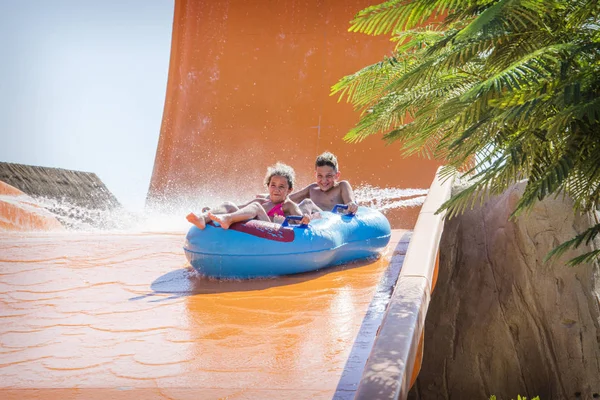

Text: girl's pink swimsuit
xmin=267 ymin=203 xmax=284 ymax=218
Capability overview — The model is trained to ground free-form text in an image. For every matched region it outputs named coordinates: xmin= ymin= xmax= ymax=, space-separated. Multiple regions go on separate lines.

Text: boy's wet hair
xmin=264 ymin=162 xmax=295 ymax=189
xmin=315 ymin=152 xmax=338 ymax=172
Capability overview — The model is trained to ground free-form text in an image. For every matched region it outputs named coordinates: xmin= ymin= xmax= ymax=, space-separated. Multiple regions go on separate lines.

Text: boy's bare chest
xmin=310 ymin=187 xmax=343 ymax=211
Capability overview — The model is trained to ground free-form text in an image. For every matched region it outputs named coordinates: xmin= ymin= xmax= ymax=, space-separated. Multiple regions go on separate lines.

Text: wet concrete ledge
xmin=354 ymin=168 xmax=453 ymax=400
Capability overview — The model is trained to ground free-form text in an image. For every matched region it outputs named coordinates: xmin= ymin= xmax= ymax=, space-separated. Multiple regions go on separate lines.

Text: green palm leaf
xmin=336 ymin=0 xmax=600 ymax=266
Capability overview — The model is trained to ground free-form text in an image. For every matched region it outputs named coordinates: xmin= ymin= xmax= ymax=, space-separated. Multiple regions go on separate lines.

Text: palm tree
xmin=333 ymin=0 xmax=600 ymax=265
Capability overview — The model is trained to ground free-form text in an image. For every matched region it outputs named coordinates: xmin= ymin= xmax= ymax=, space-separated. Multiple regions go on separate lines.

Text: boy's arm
xmin=289 ymin=184 xmax=314 ymax=203
xmin=339 ymin=181 xmax=359 ymax=213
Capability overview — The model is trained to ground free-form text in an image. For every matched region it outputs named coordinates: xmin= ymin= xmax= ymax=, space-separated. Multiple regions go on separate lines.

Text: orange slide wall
xmin=147 ymin=0 xmax=442 ymax=228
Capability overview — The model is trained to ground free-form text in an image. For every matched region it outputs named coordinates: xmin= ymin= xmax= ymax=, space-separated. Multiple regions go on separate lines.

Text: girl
xmin=186 ymin=162 xmax=310 ymax=230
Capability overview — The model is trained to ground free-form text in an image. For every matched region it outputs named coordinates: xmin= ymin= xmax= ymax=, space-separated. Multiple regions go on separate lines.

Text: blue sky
xmin=0 ymin=0 xmax=174 ymax=210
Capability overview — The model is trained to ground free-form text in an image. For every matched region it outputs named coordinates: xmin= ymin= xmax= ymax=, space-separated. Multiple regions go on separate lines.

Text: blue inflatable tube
xmin=183 ymin=205 xmax=391 ymax=279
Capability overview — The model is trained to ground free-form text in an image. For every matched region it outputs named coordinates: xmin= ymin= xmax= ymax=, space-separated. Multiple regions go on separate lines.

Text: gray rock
xmin=409 ymin=181 xmax=600 ymax=400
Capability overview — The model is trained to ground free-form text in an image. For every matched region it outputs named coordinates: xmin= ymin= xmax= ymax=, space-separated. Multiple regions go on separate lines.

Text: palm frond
xmin=337 ymin=0 xmax=600 ymax=266
xmin=349 ymin=0 xmax=466 ymax=35
xmin=544 ymin=223 xmax=600 ymax=265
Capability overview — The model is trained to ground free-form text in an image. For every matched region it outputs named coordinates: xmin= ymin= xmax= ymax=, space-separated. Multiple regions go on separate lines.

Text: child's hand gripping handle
xmin=331 ymin=204 xmax=355 ymax=217
xmin=282 ymin=215 xmax=309 ymax=228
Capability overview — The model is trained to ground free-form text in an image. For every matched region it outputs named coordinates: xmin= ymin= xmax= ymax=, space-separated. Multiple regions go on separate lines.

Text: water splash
xmin=5 ymin=184 xmax=428 ymax=233
xmin=18 ymin=195 xmax=190 ymax=233
xmin=354 ymin=185 xmax=428 ymax=211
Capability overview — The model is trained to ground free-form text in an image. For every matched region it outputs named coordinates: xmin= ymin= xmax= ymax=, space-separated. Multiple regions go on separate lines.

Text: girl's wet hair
xmin=315 ymin=151 xmax=338 ymax=172
xmin=264 ymin=162 xmax=295 ymax=189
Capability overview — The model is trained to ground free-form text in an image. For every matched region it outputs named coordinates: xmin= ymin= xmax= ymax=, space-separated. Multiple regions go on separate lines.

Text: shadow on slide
xmin=131 ymin=256 xmax=383 ymax=301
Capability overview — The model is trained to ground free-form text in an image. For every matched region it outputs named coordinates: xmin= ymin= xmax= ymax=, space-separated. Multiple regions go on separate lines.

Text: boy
xmin=290 ymin=152 xmax=359 ymax=215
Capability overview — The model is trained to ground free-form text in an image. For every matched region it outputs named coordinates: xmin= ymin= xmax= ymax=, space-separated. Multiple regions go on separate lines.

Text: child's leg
xmin=186 ymin=213 xmax=207 ymax=229
xmin=186 ymin=201 xmax=238 ymax=229
xmin=208 ymin=203 xmax=269 ymax=229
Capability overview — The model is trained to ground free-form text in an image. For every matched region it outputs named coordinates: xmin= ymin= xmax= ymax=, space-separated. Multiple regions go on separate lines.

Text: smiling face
xmin=267 ymin=175 xmax=292 ymax=203
xmin=315 ymin=165 xmax=340 ymax=192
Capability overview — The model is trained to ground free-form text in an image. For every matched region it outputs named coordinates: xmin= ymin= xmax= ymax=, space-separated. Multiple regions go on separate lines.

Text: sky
xmin=0 ymin=0 xmax=174 ymax=210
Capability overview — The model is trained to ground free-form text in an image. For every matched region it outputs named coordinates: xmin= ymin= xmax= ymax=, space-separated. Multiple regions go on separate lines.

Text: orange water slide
xmin=0 ymin=181 xmax=64 ymax=232
xmin=147 ymin=0 xmax=442 ymax=228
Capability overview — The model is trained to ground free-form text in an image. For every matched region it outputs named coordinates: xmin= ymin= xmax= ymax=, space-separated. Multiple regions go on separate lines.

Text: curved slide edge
xmin=0 ymin=181 xmax=65 ymax=232
xmin=354 ymin=167 xmax=454 ymax=399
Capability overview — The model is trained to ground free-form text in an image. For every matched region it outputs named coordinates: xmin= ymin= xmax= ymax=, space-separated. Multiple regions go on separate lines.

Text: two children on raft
xmin=186 ymin=152 xmax=359 ymax=230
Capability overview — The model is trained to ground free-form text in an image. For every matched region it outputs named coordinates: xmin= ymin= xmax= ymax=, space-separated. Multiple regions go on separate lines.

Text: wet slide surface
xmin=0 ymin=230 xmax=410 ymax=399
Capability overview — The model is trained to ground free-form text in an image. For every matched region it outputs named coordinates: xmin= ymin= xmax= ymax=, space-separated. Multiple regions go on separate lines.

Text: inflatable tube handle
xmin=282 ymin=215 xmax=309 ymax=228
xmin=331 ymin=204 xmax=355 ymax=216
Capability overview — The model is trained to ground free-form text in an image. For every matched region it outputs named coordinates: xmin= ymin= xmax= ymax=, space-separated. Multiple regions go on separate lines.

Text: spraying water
xmin=3 ymin=184 xmax=427 ymax=233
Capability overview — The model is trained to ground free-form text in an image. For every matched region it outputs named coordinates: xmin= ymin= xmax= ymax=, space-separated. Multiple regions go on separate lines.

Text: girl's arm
xmin=283 ymin=200 xmax=311 ymax=225
xmin=238 ymin=198 xmax=266 ymax=208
